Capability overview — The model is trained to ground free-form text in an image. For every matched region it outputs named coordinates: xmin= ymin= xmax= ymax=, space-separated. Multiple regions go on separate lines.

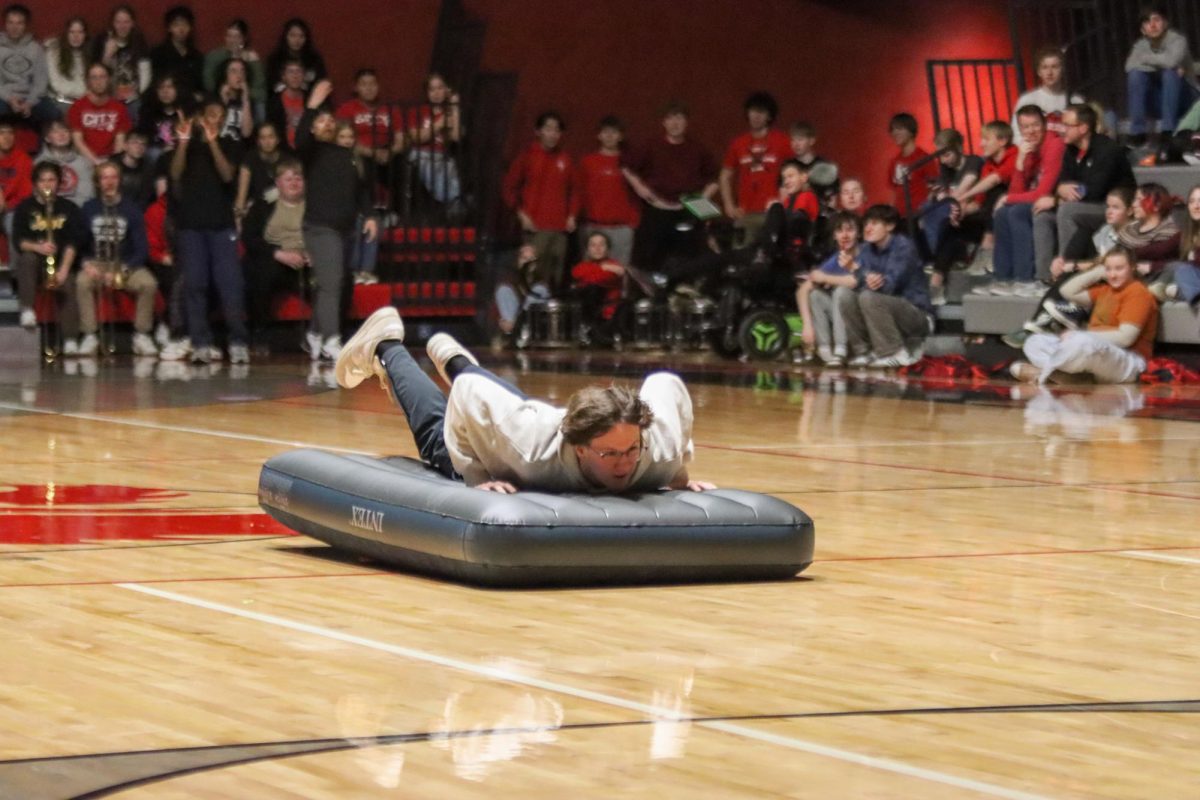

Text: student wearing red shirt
xmin=719 ymin=91 xmax=791 ymax=246
xmin=622 ymin=101 xmax=718 ymax=269
xmin=570 ymin=231 xmax=625 ymax=344
xmin=576 ymin=115 xmax=640 ymax=267
xmin=0 ymin=118 xmax=33 ymax=266
xmin=886 ymin=112 xmax=938 ymax=217
xmin=67 ymin=63 xmax=132 ymax=163
xmin=336 ymin=68 xmax=403 ymax=172
xmin=502 ymin=111 xmax=577 ymax=292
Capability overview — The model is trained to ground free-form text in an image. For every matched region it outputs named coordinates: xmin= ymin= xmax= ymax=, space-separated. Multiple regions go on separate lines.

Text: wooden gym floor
xmin=0 ymin=349 xmax=1197 ymax=799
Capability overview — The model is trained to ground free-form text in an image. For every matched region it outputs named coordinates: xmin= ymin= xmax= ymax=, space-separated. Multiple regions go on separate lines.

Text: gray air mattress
xmin=258 ymin=449 xmax=815 ymax=587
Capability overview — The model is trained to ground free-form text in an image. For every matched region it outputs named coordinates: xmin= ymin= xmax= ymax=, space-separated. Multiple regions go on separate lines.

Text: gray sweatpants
xmin=304 ymin=224 xmax=350 ymax=340
xmin=838 ymin=289 xmax=929 ymax=358
xmin=809 ymin=286 xmax=852 ymax=352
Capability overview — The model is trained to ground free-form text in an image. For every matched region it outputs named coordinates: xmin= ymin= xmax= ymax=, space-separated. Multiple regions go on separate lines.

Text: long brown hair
xmin=54 ymin=16 xmax=89 ymax=80
xmin=560 ymin=385 xmax=653 ymax=445
xmin=1183 ymin=184 xmax=1200 ymax=259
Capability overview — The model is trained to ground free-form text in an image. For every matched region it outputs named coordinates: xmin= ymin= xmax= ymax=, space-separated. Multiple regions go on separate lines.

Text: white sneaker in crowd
xmin=335 ymin=306 xmax=405 ymax=389
xmin=817 ymin=345 xmax=834 ymax=364
xmin=132 ymin=333 xmax=159 ymax=357
xmin=77 ymin=334 xmax=100 ymax=357
xmin=989 ymin=282 xmax=1016 ymax=296
xmin=154 ymin=322 xmax=171 ymax=348
xmin=1011 ymin=282 xmax=1044 ymax=298
xmin=847 ymin=352 xmax=874 ymax=367
xmin=970 ymin=282 xmax=996 ymax=296
xmin=426 ymin=332 xmax=479 ymax=385
xmin=870 ymin=348 xmax=920 ymax=369
xmin=62 ymin=338 xmax=80 ymax=357
xmin=19 ymin=308 xmax=36 ymax=328
xmin=305 ymin=330 xmax=322 ymax=361
xmin=320 ymin=336 xmax=342 ymax=361
xmin=228 ymin=344 xmax=250 ymax=364
xmin=159 ymin=338 xmax=192 ymax=361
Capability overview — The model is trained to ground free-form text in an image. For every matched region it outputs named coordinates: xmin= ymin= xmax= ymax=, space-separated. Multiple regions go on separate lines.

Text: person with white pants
xmin=1012 ymin=244 xmax=1157 ymax=384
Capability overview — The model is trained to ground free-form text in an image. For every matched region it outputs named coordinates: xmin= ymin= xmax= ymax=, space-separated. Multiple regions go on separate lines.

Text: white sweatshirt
xmin=444 ymin=372 xmax=694 ymax=492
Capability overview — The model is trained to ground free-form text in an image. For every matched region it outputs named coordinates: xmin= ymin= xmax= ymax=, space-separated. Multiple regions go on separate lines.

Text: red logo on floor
xmin=0 ymin=483 xmax=293 ymax=544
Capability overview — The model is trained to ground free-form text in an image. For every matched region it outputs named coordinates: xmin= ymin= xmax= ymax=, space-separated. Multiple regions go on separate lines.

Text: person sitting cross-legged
xmin=334 ymin=307 xmax=715 ymax=494
xmin=1011 ymin=244 xmax=1158 ymax=385
xmin=837 ymin=204 xmax=933 ymax=368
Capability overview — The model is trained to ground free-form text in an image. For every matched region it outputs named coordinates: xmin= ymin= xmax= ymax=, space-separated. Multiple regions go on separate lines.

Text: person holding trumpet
xmin=12 ymin=161 xmax=85 ymax=352
xmin=76 ymin=160 xmax=159 ymax=357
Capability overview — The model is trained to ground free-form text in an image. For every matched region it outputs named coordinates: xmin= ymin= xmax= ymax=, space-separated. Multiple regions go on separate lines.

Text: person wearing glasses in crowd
xmin=334 ymin=306 xmax=715 ymax=494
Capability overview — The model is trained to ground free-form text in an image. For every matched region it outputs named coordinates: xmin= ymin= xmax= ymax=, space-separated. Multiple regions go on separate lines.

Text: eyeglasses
xmin=586 ymin=440 xmax=643 ymax=462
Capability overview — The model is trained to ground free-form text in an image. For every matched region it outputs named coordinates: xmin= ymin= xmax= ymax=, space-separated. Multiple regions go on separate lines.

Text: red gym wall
xmin=36 ymin=0 xmax=1012 ymax=204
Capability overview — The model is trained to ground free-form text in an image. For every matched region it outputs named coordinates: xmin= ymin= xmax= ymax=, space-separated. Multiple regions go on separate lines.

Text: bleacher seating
xmin=964 ymin=294 xmax=1200 ymax=344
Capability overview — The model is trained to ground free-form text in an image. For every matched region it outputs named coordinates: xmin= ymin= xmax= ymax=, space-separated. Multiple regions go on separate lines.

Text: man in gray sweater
xmin=0 ymin=4 xmax=57 ymax=123
xmin=1125 ymin=3 xmax=1197 ymax=142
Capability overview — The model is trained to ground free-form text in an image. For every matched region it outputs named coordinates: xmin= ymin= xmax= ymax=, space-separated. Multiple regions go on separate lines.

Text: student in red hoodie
xmin=886 ymin=112 xmax=939 ymax=219
xmin=0 ymin=118 xmax=33 ymax=266
xmin=570 ymin=231 xmax=624 ymax=345
xmin=503 ymin=111 xmax=577 ymax=292
xmin=576 ymin=115 xmax=639 ymax=267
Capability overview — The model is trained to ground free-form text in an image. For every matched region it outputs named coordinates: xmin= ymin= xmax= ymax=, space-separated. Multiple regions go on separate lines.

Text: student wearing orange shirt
xmin=1011 ymin=245 xmax=1158 ymax=384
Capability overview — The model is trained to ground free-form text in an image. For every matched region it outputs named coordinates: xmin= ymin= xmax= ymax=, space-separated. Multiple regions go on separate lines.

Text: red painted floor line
xmin=0 ymin=570 xmax=387 ymax=589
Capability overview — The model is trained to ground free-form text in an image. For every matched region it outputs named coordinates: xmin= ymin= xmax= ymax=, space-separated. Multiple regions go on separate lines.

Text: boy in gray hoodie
xmin=1125 ymin=3 xmax=1197 ymax=141
xmin=0 ymin=4 xmax=57 ymax=123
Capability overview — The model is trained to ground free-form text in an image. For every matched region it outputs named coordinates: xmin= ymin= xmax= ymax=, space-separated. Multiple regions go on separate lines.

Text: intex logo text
xmin=350 ymin=505 xmax=384 ymax=533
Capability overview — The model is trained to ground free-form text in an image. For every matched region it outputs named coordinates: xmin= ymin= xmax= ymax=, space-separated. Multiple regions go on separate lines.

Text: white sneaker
xmin=426 ymin=332 xmax=479 ymax=385
xmin=870 ymin=348 xmax=919 ymax=369
xmin=817 ymin=345 xmax=834 ymax=364
xmin=335 ymin=306 xmax=405 ymax=389
xmin=62 ymin=338 xmax=80 ymax=356
xmin=19 ymin=308 xmax=36 ymax=328
xmin=132 ymin=333 xmax=158 ymax=357
xmin=970 ymin=282 xmax=996 ymax=296
xmin=848 ymin=352 xmax=874 ymax=367
xmin=966 ymin=247 xmax=993 ymax=276
xmin=930 ymin=284 xmax=946 ymax=306
xmin=1010 ymin=360 xmax=1041 ymax=383
xmin=77 ymin=334 xmax=100 ymax=357
xmin=191 ymin=346 xmax=221 ymax=364
xmin=1011 ymin=282 xmax=1044 ymax=298
xmin=228 ymin=344 xmax=250 ymax=364
xmin=989 ymin=282 xmax=1015 ymax=296
xmin=354 ymin=271 xmax=379 ymax=285
xmin=304 ymin=330 xmax=322 ymax=360
xmin=154 ymin=322 xmax=170 ymax=347
xmin=160 ymin=338 xmax=192 ymax=361
xmin=320 ymin=336 xmax=342 ymax=361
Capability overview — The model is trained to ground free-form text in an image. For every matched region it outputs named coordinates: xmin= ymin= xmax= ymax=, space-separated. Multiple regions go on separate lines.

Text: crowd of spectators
xmin=497 ymin=2 xmax=1200 ymax=383
xmin=2 ymin=2 xmax=1200 ymax=385
xmin=0 ymin=2 xmax=460 ymax=364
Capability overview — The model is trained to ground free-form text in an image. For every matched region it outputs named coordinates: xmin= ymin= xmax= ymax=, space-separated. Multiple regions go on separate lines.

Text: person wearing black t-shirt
xmin=169 ymin=95 xmax=248 ymax=364
xmin=295 ymin=80 xmax=376 ymax=361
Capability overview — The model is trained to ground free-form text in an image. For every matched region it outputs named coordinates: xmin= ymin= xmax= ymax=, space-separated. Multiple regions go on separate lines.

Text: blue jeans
xmin=179 ymin=228 xmax=247 ymax=347
xmin=378 ymin=342 xmax=525 ymax=479
xmin=919 ymin=199 xmax=955 ymax=256
xmin=349 ymin=215 xmax=379 ymax=274
xmin=993 ymin=202 xmax=1036 ymax=282
xmin=1173 ymin=262 xmax=1200 ymax=305
xmin=409 ymin=149 xmax=461 ymax=203
xmin=1127 ymin=68 xmax=1197 ymax=134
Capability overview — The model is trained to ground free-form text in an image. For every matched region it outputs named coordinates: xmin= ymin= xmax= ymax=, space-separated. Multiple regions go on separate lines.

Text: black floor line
xmin=0 ymin=698 xmax=1193 ymax=799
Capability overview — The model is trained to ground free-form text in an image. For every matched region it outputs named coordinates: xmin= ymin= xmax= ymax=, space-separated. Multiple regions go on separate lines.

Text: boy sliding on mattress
xmin=335 ymin=307 xmax=716 ymax=494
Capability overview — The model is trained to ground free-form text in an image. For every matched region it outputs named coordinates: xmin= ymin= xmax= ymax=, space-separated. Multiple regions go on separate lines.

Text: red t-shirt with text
xmin=887 ymin=147 xmax=939 ymax=212
xmin=67 ymin=96 xmax=132 ymax=157
xmin=336 ymin=99 xmax=401 ymax=150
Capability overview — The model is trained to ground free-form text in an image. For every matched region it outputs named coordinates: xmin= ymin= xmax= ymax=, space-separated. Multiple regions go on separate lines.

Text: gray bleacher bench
xmin=964 ymin=294 xmax=1200 ymax=344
